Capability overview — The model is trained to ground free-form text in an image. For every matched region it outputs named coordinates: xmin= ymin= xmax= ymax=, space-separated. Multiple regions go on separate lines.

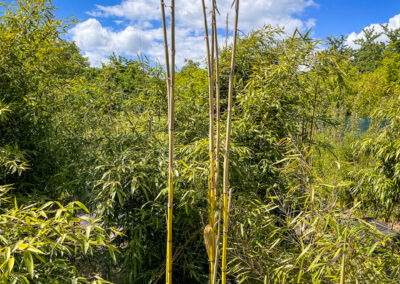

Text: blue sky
xmin=50 ymin=0 xmax=400 ymax=66
xmin=305 ymin=0 xmax=400 ymax=38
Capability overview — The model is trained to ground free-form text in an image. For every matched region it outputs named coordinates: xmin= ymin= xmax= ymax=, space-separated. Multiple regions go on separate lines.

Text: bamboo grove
xmin=5 ymin=0 xmax=400 ymax=283
xmin=161 ymin=0 xmax=240 ymax=282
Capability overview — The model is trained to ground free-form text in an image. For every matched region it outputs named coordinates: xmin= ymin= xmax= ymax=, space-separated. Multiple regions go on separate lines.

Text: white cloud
xmin=80 ymin=51 xmax=109 ymax=67
xmin=237 ymin=0 xmax=316 ymax=33
xmin=71 ymin=0 xmax=317 ymax=66
xmin=305 ymin=18 xmax=316 ymax=30
xmin=345 ymin=14 xmax=400 ymax=49
xmin=70 ymin=18 xmax=160 ymax=66
xmin=70 ymin=19 xmax=206 ymax=66
xmin=87 ymin=0 xmax=160 ymax=22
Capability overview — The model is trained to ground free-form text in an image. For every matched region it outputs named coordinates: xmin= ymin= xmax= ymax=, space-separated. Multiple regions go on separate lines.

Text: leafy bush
xmin=0 ymin=185 xmax=118 ymax=283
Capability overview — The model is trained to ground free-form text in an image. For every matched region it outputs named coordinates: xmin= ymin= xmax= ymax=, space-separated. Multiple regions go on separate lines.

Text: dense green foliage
xmin=3 ymin=0 xmax=400 ymax=283
xmin=0 ymin=1 xmax=117 ymax=282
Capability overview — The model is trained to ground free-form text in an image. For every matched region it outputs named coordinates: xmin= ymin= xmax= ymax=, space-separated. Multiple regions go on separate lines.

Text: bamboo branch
xmin=222 ymin=0 xmax=239 ymax=283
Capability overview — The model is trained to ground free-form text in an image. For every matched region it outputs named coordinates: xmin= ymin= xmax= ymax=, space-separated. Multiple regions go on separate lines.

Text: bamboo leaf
xmin=7 ymin=256 xmax=14 ymax=274
xmin=74 ymin=201 xmax=90 ymax=213
xmin=24 ymin=251 xmax=34 ymax=278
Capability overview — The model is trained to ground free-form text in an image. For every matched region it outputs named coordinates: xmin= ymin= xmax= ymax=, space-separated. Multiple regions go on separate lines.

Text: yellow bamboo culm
xmin=340 ymin=233 xmax=346 ymax=284
xmin=222 ymin=0 xmax=239 ymax=283
xmin=212 ymin=0 xmax=221 ymax=282
xmin=161 ymin=0 xmax=175 ymax=283
xmin=213 ymin=0 xmax=221 ymax=203
xmin=201 ymin=0 xmax=217 ymax=282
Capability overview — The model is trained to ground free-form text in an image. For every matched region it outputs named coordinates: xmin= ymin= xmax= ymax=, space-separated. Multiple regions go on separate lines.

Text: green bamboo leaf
xmin=20 ymin=276 xmax=29 ymax=284
xmin=27 ymin=246 xmax=44 ymax=254
xmin=86 ymin=226 xmax=92 ymax=239
xmin=84 ymin=241 xmax=89 ymax=254
xmin=74 ymin=201 xmax=90 ymax=213
xmin=5 ymin=247 xmax=10 ymax=259
xmin=7 ymin=256 xmax=14 ymax=274
xmin=39 ymin=201 xmax=53 ymax=210
xmin=297 ymin=243 xmax=312 ymax=261
xmin=367 ymin=242 xmax=379 ymax=256
xmin=109 ymin=246 xmax=116 ymax=264
xmin=24 ymin=251 xmax=34 ymax=277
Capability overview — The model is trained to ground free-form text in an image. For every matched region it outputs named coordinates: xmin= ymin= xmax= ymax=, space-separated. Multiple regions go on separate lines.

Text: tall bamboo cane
xmin=201 ymin=0 xmax=216 ymax=281
xmin=212 ymin=0 xmax=221 ymax=209
xmin=161 ymin=0 xmax=175 ymax=283
xmin=212 ymin=0 xmax=222 ymax=282
xmin=161 ymin=0 xmax=170 ymax=99
xmin=225 ymin=13 xmax=229 ymax=49
xmin=221 ymin=0 xmax=239 ymax=282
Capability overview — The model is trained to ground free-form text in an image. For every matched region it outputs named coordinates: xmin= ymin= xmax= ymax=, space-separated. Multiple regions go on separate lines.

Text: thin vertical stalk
xmin=340 ymin=235 xmax=346 ymax=284
xmin=225 ymin=13 xmax=229 ymax=49
xmin=168 ymin=0 xmax=175 ymax=282
xmin=161 ymin=0 xmax=171 ymax=97
xmin=308 ymin=82 xmax=318 ymax=159
xmin=212 ymin=0 xmax=222 ymax=282
xmin=161 ymin=0 xmax=175 ymax=283
xmin=222 ymin=0 xmax=239 ymax=283
xmin=213 ymin=0 xmax=221 ymax=204
xmin=212 ymin=218 xmax=221 ymax=284
xmin=201 ymin=0 xmax=216 ymax=281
